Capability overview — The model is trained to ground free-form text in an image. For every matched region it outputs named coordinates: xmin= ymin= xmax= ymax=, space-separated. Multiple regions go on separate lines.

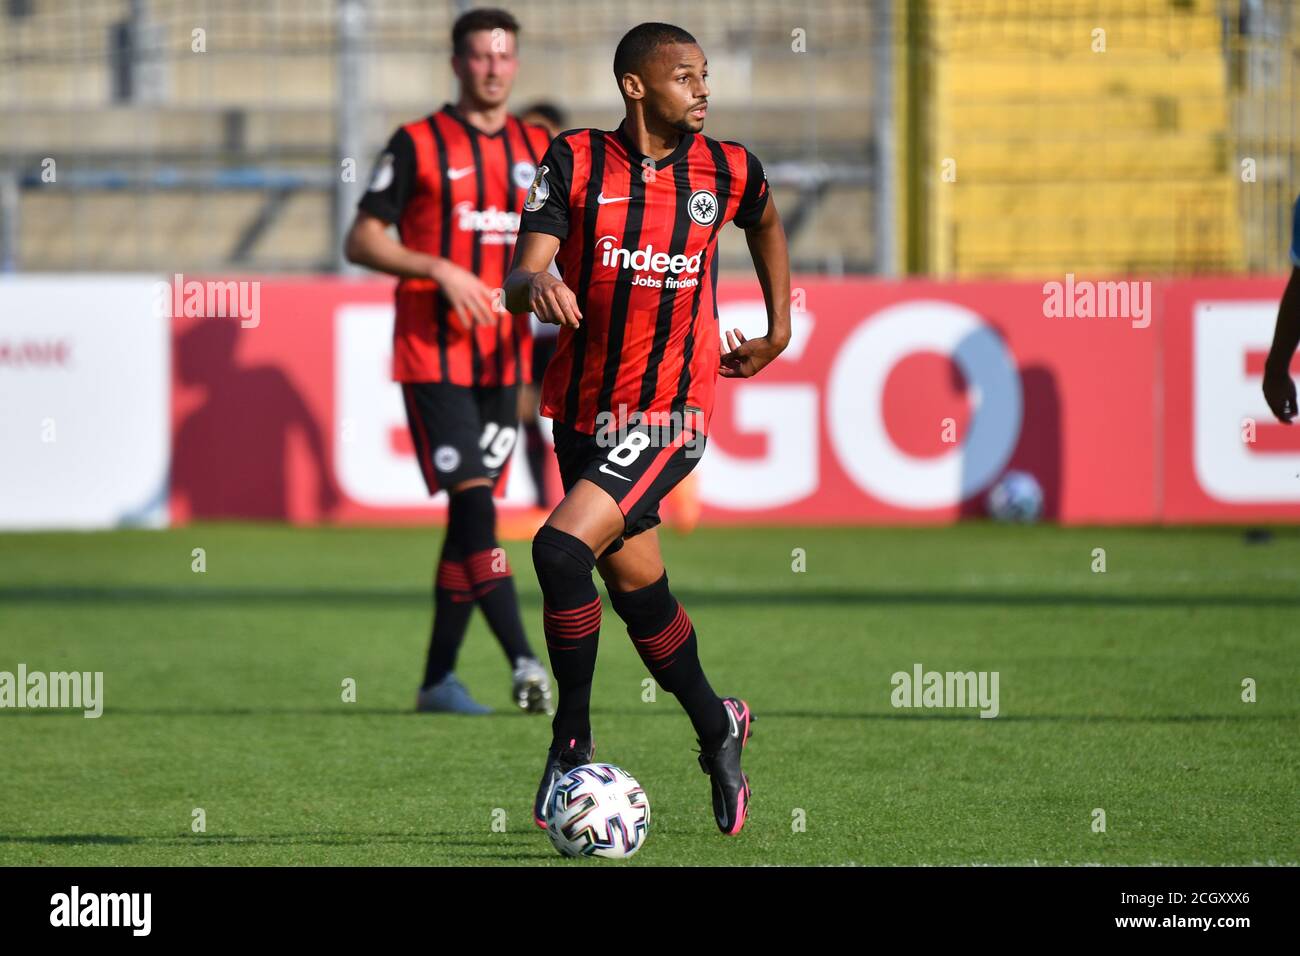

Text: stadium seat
xmin=924 ymin=0 xmax=1244 ymax=277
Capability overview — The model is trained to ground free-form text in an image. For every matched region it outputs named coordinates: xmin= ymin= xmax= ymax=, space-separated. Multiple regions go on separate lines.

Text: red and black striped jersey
xmin=359 ymin=103 xmax=551 ymax=386
xmin=519 ymin=125 xmax=769 ymax=435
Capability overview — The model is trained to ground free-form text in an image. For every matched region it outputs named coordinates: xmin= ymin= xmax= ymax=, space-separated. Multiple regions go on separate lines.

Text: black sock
xmin=609 ymin=572 xmax=727 ymax=748
xmin=451 ymin=485 xmax=534 ymax=665
xmin=532 ymin=525 xmax=600 ymax=745
xmin=422 ymin=536 xmax=475 ymax=688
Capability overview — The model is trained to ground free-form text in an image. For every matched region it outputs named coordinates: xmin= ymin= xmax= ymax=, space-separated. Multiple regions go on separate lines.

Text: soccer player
xmin=344 ymin=8 xmax=553 ymax=716
xmin=505 ymin=22 xmax=791 ymax=835
xmin=1262 ymin=194 xmax=1300 ymax=423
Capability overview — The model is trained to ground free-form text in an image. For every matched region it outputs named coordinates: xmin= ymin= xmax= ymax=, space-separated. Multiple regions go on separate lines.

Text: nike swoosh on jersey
xmin=447 ymin=166 xmax=476 ymax=180
xmin=598 ymin=463 xmax=632 ymax=481
xmin=597 ymin=192 xmax=631 ymax=204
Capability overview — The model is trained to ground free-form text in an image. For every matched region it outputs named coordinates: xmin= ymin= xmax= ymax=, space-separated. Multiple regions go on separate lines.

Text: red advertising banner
xmin=1159 ymin=277 xmax=1296 ymax=521
xmin=701 ymin=279 xmax=1157 ymax=524
xmin=168 ymin=275 xmax=1293 ymax=526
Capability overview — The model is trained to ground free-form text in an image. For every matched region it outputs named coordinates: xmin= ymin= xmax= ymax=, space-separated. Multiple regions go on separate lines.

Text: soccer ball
xmin=985 ymin=470 xmax=1044 ymax=523
xmin=544 ymin=763 xmax=650 ymax=859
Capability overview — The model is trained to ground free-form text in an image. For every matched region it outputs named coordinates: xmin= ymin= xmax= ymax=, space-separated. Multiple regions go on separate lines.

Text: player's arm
xmin=345 ymin=211 xmax=438 ymax=279
xmin=342 ymin=129 xmax=492 ymax=328
xmin=344 ymin=212 xmax=494 ymax=329
xmin=1264 ymin=267 xmax=1300 ymax=423
xmin=721 ymin=185 xmax=791 ymax=379
xmin=504 ymin=232 xmax=581 ymax=328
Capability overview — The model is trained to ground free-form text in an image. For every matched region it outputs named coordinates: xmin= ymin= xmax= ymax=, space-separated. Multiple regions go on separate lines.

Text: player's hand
xmin=528 ymin=271 xmax=582 ymax=329
xmin=718 ymin=328 xmax=786 ymax=378
xmin=431 ymin=259 xmax=496 ymax=329
xmin=1263 ymin=363 xmax=1298 ymax=424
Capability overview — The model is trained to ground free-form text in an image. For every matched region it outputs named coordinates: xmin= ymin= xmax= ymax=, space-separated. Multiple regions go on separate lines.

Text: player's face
xmin=452 ymin=29 xmax=518 ymax=109
xmin=642 ymin=43 xmax=710 ymax=134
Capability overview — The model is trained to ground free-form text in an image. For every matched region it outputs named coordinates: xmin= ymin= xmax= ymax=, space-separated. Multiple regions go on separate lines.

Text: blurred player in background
xmin=344 ymin=8 xmax=553 ymax=716
xmin=506 ymin=22 xmax=791 ymax=835
xmin=1263 ymin=194 xmax=1300 ymax=423
xmin=517 ymin=101 xmax=569 ymax=515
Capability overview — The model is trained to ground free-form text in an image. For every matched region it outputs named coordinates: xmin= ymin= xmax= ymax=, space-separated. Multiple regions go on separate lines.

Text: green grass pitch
xmin=0 ymin=523 xmax=1296 ymax=866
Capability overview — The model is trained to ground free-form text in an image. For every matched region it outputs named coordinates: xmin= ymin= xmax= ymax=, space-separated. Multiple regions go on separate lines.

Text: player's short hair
xmin=612 ymin=22 xmax=699 ymax=82
xmin=451 ymin=7 xmax=520 ymax=56
xmin=521 ymin=101 xmax=568 ymax=130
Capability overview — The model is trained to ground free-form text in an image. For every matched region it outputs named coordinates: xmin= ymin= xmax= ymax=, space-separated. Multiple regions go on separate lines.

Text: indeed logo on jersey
xmin=597 ymin=235 xmax=701 ymax=289
xmin=454 ymin=202 xmax=520 ymax=243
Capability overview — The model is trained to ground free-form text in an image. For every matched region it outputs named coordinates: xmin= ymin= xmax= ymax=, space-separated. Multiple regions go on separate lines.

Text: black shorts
xmin=402 ymin=382 xmax=519 ymax=495
xmin=552 ymin=417 xmax=706 ymax=549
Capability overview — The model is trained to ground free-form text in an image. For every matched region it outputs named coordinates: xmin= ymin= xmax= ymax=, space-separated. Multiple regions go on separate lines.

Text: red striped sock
xmin=611 ymin=576 xmax=727 ymax=747
xmin=533 ymin=525 xmax=602 ymax=744
xmin=423 ymin=554 xmax=475 ymax=688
